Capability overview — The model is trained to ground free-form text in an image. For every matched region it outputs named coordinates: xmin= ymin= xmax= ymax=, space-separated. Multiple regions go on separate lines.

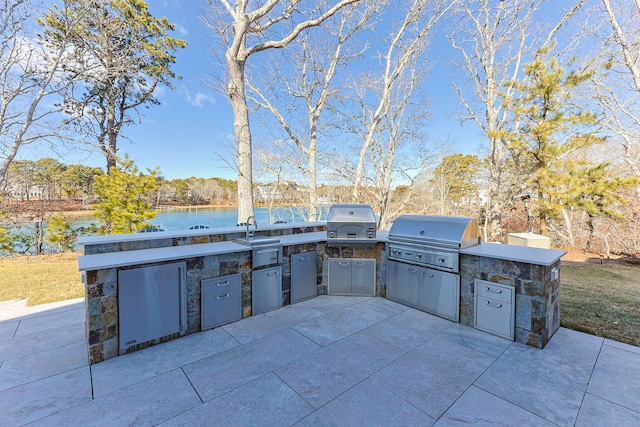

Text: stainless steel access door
xmin=291 ymin=251 xmax=317 ymax=303
xmin=252 ymin=265 xmax=282 ymax=315
xmin=418 ymin=267 xmax=460 ymax=322
xmin=118 ymin=261 xmax=187 ymax=354
xmin=386 ymin=260 xmax=420 ymax=308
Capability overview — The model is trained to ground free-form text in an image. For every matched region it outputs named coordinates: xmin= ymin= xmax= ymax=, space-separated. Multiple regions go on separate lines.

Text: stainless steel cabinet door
xmin=118 ymin=261 xmax=186 ymax=354
xmin=252 ymin=266 xmax=282 ymax=315
xmin=351 ymin=259 xmax=375 ymax=296
xmin=386 ymin=260 xmax=420 ymax=307
xmin=291 ymin=252 xmax=317 ymax=303
xmin=418 ymin=267 xmax=460 ymax=322
xmin=328 ymin=259 xmax=352 ymax=295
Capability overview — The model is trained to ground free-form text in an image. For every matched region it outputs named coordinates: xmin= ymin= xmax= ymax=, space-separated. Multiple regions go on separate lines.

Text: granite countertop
xmin=77 ymin=221 xmax=328 ymax=245
xmin=460 ymin=242 xmax=566 ymax=266
xmin=78 ymin=231 xmax=389 ymax=271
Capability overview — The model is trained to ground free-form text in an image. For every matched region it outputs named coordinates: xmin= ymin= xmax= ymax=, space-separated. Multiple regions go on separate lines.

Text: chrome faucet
xmin=246 ymin=216 xmax=257 ymax=238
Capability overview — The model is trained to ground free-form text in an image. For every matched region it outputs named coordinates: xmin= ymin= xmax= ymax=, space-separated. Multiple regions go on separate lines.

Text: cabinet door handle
xmin=267 ymin=271 xmax=279 ymax=276
xmin=216 ymin=294 xmax=230 ymax=299
xmin=485 ymin=300 xmax=503 ymax=308
xmin=216 ymin=281 xmax=229 ymax=287
xmin=339 ymin=262 xmax=350 ymax=267
xmin=485 ymin=287 xmax=503 ymax=294
xmin=300 ymin=256 xmax=310 ymax=261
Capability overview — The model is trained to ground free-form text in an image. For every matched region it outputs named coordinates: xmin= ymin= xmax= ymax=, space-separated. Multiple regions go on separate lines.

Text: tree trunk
xmin=227 ymin=56 xmax=254 ymax=223
xmin=538 ymin=188 xmax=548 ymax=236
xmin=586 ymin=213 xmax=595 ymax=250
xmin=561 ymin=208 xmax=575 ymax=247
xmin=308 ymin=142 xmax=318 ymax=221
xmin=487 ymin=135 xmax=504 ymax=241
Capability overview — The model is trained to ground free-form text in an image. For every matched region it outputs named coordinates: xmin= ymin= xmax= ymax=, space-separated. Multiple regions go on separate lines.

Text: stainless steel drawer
xmin=474 ymin=280 xmax=515 ymax=340
xmin=202 ymin=289 xmax=241 ymax=330
xmin=202 ymin=274 xmax=242 ymax=330
xmin=202 ymin=274 xmax=240 ymax=295
xmin=477 ymin=281 xmax=513 ymax=304
xmin=252 ymin=246 xmax=282 ymax=268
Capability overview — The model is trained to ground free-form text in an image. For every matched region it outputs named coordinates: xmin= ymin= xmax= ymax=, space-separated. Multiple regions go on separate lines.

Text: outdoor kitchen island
xmin=77 ymin=222 xmax=387 ymax=364
xmin=78 ymin=218 xmax=565 ymax=365
xmin=459 ymin=243 xmax=566 ymax=349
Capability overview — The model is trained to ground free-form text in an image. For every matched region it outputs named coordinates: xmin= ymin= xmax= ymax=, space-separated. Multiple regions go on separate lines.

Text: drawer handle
xmin=267 ymin=271 xmax=279 ymax=276
xmin=216 ymin=294 xmax=230 ymax=299
xmin=216 ymin=281 xmax=230 ymax=287
xmin=485 ymin=300 xmax=503 ymax=308
xmin=485 ymin=287 xmax=503 ymax=294
xmin=300 ymin=256 xmax=310 ymax=261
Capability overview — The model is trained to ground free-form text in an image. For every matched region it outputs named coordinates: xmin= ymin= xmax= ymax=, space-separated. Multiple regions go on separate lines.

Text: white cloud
xmin=185 ymin=90 xmax=215 ymax=108
xmin=173 ymin=23 xmax=189 ymax=37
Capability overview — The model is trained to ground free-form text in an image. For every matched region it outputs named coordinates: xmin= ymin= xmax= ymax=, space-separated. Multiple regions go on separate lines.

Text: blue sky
xmin=21 ymin=1 xmax=497 ymax=180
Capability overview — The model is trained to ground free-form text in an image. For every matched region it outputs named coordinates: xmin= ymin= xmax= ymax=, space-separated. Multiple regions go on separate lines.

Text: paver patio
xmin=1 ymin=295 xmax=639 ymax=426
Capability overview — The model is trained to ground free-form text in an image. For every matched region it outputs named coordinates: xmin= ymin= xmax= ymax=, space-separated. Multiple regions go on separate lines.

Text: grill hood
xmin=388 ymin=215 xmax=481 ymax=249
xmin=326 ymin=204 xmax=377 ymax=246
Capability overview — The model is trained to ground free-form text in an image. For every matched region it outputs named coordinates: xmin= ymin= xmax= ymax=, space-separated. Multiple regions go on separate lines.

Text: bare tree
xmin=589 ymin=1 xmax=640 ymax=181
xmin=247 ymin=2 xmax=375 ymax=221
xmin=349 ymin=0 xmax=453 ymax=207
xmin=331 ymin=0 xmax=453 ymax=228
xmin=253 ymin=139 xmax=298 ymax=223
xmin=202 ymin=0 xmax=360 ymax=224
xmin=0 ymin=0 xmax=81 ymax=186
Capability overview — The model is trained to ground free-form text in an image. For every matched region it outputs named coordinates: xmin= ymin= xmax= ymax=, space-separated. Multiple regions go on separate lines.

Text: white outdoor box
xmin=507 ymin=232 xmax=551 ymax=249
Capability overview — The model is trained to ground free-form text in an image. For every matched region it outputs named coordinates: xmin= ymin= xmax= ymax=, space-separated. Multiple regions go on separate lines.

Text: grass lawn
xmin=0 ymin=252 xmax=84 ymax=306
xmin=561 ymin=263 xmax=640 ymax=347
xmin=1 ymin=252 xmax=638 ymax=348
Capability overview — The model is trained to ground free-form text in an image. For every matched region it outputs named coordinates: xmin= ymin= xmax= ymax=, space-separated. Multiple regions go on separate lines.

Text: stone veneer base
xmin=459 ymin=254 xmax=560 ymax=349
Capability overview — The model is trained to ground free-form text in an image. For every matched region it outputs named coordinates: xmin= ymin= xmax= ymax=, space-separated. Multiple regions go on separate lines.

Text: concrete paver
xmin=0 ymin=295 xmax=639 ymax=426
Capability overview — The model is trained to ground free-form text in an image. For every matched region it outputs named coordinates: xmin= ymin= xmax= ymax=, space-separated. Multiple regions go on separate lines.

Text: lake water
xmin=3 ymin=206 xmax=327 ymax=254
xmin=70 ymin=206 xmax=329 ymax=231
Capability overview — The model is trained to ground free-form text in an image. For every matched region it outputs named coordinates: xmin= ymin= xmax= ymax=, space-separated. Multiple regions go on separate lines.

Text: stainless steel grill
xmin=387 ymin=215 xmax=480 ymax=272
xmin=386 ymin=215 xmax=481 ymax=323
xmin=326 ymin=204 xmax=377 ymax=246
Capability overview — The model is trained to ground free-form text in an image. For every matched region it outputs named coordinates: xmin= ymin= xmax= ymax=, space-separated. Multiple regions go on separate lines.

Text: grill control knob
xmin=329 ymin=232 xmax=335 ymax=238
xmin=439 ymin=258 xmax=445 ymax=263
xmin=416 ymin=254 xmax=422 ymax=259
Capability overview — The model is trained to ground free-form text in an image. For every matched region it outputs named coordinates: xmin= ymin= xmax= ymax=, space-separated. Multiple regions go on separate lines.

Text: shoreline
xmin=62 ymin=203 xmax=300 ymax=219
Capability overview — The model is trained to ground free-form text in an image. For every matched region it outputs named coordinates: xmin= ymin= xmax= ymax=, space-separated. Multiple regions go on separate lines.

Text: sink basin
xmin=232 ymin=236 xmax=281 ymax=247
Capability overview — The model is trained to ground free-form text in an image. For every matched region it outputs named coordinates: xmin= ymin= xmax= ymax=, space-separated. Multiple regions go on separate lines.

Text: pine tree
xmin=501 ymin=51 xmax=598 ymax=235
xmin=558 ymin=161 xmax=639 ymax=250
xmin=44 ymin=212 xmax=76 ymax=252
xmin=39 ymin=0 xmax=187 ymax=171
xmin=93 ymin=155 xmax=159 ymax=234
